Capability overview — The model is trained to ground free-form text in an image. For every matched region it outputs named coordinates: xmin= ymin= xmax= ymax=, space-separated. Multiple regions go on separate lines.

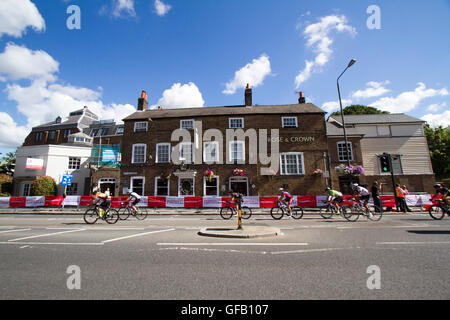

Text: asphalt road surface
xmin=0 ymin=212 xmax=449 ymax=300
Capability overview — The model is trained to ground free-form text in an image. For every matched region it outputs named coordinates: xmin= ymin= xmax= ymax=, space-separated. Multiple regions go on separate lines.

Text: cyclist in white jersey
xmin=125 ymin=190 xmax=141 ymax=213
xmin=352 ymin=184 xmax=372 ymax=217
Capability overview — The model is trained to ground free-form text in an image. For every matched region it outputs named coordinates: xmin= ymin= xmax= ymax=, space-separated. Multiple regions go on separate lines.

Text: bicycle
xmin=118 ymin=202 xmax=148 ymax=221
xmin=320 ymin=201 xmax=348 ymax=219
xmin=342 ymin=197 xmax=383 ymax=222
xmin=219 ymin=200 xmax=252 ymax=220
xmin=270 ymin=200 xmax=304 ymax=220
xmin=83 ymin=205 xmax=119 ymax=224
xmin=428 ymin=198 xmax=450 ymax=220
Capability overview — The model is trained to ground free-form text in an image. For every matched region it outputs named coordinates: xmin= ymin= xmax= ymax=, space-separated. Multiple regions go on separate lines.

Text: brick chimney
xmin=245 ymin=84 xmax=252 ymax=107
xmin=298 ymin=91 xmax=306 ymax=104
xmin=137 ymin=90 xmax=149 ymax=111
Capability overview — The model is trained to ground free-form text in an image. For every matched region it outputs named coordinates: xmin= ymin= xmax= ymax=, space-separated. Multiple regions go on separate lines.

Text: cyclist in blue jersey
xmin=279 ymin=188 xmax=294 ymax=215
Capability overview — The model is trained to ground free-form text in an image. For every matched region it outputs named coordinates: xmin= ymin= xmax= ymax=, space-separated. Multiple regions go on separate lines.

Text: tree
xmin=424 ymin=124 xmax=450 ymax=179
xmin=0 ymin=152 xmax=16 ymax=176
xmin=331 ymin=105 xmax=390 ymax=116
xmin=31 ymin=176 xmax=57 ymax=196
xmin=0 ymin=174 xmax=13 ymax=196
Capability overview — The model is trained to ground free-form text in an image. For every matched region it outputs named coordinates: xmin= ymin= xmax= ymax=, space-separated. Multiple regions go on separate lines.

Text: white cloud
xmin=426 ymin=102 xmax=447 ymax=113
xmin=295 ymin=14 xmax=356 ymax=88
xmin=0 ymin=0 xmax=45 ymax=39
xmin=112 ymin=0 xmax=136 ymax=18
xmin=154 ymin=0 xmax=172 ymax=16
xmin=0 ymin=112 xmax=29 ymax=148
xmin=156 ymin=82 xmax=205 ymax=109
xmin=223 ymin=54 xmax=272 ymax=95
xmin=352 ymin=81 xmax=390 ymax=99
xmin=0 ymin=43 xmax=59 ymax=82
xmin=322 ymin=99 xmax=352 ymax=113
xmin=421 ymin=110 xmax=450 ymax=128
xmin=370 ymin=82 xmax=449 ymax=113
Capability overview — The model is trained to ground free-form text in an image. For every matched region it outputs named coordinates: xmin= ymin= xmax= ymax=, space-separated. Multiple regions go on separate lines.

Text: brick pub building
xmin=120 ymin=88 xmax=329 ymax=197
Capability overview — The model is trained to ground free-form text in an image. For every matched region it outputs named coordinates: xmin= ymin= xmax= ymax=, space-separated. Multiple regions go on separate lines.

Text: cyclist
xmin=124 ymin=189 xmax=141 ymax=214
xmin=431 ymin=184 xmax=449 ymax=209
xmin=279 ymin=188 xmax=294 ymax=215
xmin=93 ymin=188 xmax=111 ymax=217
xmin=351 ymin=183 xmax=372 ymax=218
xmin=325 ymin=187 xmax=344 ymax=213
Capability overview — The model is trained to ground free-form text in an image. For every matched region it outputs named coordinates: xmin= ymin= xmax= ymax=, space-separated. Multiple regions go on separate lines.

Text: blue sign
xmin=102 ymin=148 xmax=118 ymax=163
xmin=61 ymin=175 xmax=73 ymax=186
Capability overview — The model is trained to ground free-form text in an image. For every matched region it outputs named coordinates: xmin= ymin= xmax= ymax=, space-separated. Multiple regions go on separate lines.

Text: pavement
xmin=0 ymin=212 xmax=449 ymax=300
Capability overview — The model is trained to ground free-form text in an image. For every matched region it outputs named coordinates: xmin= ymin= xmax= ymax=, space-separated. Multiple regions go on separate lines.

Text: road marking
xmin=8 ymin=229 xmax=85 ymax=242
xmin=377 ymin=241 xmax=450 ymax=245
xmin=0 ymin=228 xmax=31 ymax=234
xmin=102 ymin=228 xmax=175 ymax=243
xmin=271 ymin=247 xmax=351 ymax=255
xmin=0 ymin=241 xmax=103 ymax=246
xmin=19 ymin=245 xmax=30 ymax=249
xmin=157 ymin=242 xmax=308 ymax=246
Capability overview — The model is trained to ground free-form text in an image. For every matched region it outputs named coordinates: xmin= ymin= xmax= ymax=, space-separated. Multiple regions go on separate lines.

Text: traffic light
xmin=379 ymin=154 xmax=391 ymax=173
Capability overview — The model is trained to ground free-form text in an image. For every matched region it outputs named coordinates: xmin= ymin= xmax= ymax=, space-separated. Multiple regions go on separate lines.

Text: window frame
xmin=282 ymin=117 xmax=298 ymax=128
xmin=180 ymin=119 xmax=194 ymax=130
xmin=134 ymin=121 xmax=148 ymax=132
xmin=337 ymin=141 xmax=354 ymax=162
xmin=279 ymin=152 xmax=305 ymax=175
xmin=203 ymin=141 xmax=219 ymax=163
xmin=154 ymin=176 xmax=169 ymax=196
xmin=130 ymin=176 xmax=145 ymax=196
xmin=156 ymin=143 xmax=171 ymax=164
xmin=179 ymin=142 xmax=194 ymax=163
xmin=229 ymin=141 xmax=245 ymax=163
xmin=131 ymin=143 xmax=147 ymax=164
xmin=229 ymin=117 xmax=244 ymax=129
xmin=203 ymin=176 xmax=219 ymax=197
xmin=68 ymin=157 xmax=81 ymax=170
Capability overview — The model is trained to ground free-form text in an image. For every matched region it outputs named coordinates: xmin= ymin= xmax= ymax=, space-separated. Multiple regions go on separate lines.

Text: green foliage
xmin=331 ymin=105 xmax=390 ymax=116
xmin=0 ymin=152 xmax=16 ymax=176
xmin=0 ymin=174 xmax=13 ymax=197
xmin=31 ymin=176 xmax=57 ymax=196
xmin=424 ymin=124 xmax=450 ymax=178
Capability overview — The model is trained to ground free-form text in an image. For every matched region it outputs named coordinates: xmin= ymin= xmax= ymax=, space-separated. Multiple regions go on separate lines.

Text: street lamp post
xmin=337 ymin=59 xmax=356 ymax=167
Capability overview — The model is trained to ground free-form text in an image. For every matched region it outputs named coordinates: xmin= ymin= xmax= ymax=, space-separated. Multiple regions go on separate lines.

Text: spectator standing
xmin=371 ymin=181 xmax=382 ymax=212
xmin=402 ymin=185 xmax=412 ymax=212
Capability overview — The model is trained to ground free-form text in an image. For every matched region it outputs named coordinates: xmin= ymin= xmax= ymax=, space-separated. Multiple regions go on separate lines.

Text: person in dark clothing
xmin=371 ymin=181 xmax=382 ymax=212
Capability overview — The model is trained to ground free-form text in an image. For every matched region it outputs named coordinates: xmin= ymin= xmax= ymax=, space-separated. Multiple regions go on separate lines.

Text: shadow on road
xmin=407 ymin=230 xmax=450 ymax=235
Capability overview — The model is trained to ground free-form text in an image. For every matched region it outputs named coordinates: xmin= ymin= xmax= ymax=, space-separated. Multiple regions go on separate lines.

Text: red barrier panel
xmin=79 ymin=196 xmax=93 ymax=206
xmin=259 ymin=197 xmax=278 ymax=208
xmin=298 ymin=196 xmax=316 ymax=208
xmin=221 ymin=197 xmax=236 ymax=208
xmin=45 ymin=196 xmax=64 ymax=207
xmin=9 ymin=197 xmax=26 ymax=208
xmin=111 ymin=196 xmax=128 ymax=208
xmin=184 ymin=197 xmax=203 ymax=208
xmin=380 ymin=196 xmax=396 ymax=207
xmin=148 ymin=196 xmax=166 ymax=207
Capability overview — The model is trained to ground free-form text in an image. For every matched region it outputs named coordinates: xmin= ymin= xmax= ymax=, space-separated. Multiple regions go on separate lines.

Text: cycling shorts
xmin=334 ymin=196 xmax=344 ymax=204
xmin=360 ymin=195 xmax=370 ymax=202
xmin=285 ymin=196 xmax=294 ymax=206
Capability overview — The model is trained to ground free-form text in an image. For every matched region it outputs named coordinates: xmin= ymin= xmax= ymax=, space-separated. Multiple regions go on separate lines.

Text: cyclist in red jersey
xmin=279 ymin=188 xmax=294 ymax=214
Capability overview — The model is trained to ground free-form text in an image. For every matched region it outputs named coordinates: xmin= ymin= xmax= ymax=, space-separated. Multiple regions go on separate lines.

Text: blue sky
xmin=0 ymin=0 xmax=449 ymax=155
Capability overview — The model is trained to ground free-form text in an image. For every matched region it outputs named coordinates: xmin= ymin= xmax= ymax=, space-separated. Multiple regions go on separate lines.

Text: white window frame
xmin=337 ymin=141 xmax=354 ymax=162
xmin=68 ymin=157 xmax=81 ymax=170
xmin=228 ymin=177 xmax=249 ymax=196
xmin=179 ymin=142 xmax=194 ymax=163
xmin=130 ymin=176 xmax=145 ymax=196
xmin=156 ymin=143 xmax=171 ymax=163
xmin=229 ymin=141 xmax=245 ymax=163
xmin=22 ymin=183 xmax=31 ymax=196
xmin=115 ymin=126 xmax=124 ymax=135
xmin=229 ymin=117 xmax=244 ymax=129
xmin=134 ymin=121 xmax=148 ymax=132
xmin=180 ymin=119 xmax=194 ymax=130
xmin=154 ymin=177 xmax=170 ymax=196
xmin=132 ymin=144 xmax=147 ymax=164
xmin=282 ymin=117 xmax=298 ymax=128
xmin=203 ymin=141 xmax=219 ymax=163
xmin=178 ymin=177 xmax=195 ymax=197
xmin=203 ymin=176 xmax=219 ymax=197
xmin=280 ymin=152 xmax=305 ymax=175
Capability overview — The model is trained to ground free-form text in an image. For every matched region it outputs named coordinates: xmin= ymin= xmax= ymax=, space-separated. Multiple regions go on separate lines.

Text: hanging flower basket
xmin=204 ymin=169 xmax=214 ymax=182
xmin=312 ymin=169 xmax=323 ymax=177
xmin=334 ymin=164 xmax=365 ymax=175
xmin=233 ymin=169 xmax=246 ymax=176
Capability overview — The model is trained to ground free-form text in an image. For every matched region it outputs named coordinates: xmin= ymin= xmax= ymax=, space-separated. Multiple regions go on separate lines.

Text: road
xmin=0 ymin=212 xmax=449 ymax=300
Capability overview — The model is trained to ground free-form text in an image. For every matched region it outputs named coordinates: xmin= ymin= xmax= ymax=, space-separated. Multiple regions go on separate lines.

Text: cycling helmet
xmin=325 ymin=187 xmax=330 ymax=191
xmin=279 ymin=188 xmax=284 ymax=191
xmin=433 ymin=184 xmax=441 ymax=188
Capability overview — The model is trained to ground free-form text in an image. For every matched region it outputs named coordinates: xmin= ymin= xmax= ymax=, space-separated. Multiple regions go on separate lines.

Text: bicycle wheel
xmin=220 ymin=207 xmax=234 ymax=220
xmin=428 ymin=205 xmax=445 ymax=220
xmin=320 ymin=205 xmax=335 ymax=219
xmin=83 ymin=208 xmax=98 ymax=224
xmin=369 ymin=205 xmax=383 ymax=221
xmin=118 ymin=207 xmax=131 ymax=221
xmin=343 ymin=206 xmax=360 ymax=222
xmin=291 ymin=207 xmax=304 ymax=220
xmin=241 ymin=206 xmax=252 ymax=219
xmin=135 ymin=207 xmax=148 ymax=220
xmin=105 ymin=209 xmax=119 ymax=224
xmin=270 ymin=207 xmax=284 ymax=220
